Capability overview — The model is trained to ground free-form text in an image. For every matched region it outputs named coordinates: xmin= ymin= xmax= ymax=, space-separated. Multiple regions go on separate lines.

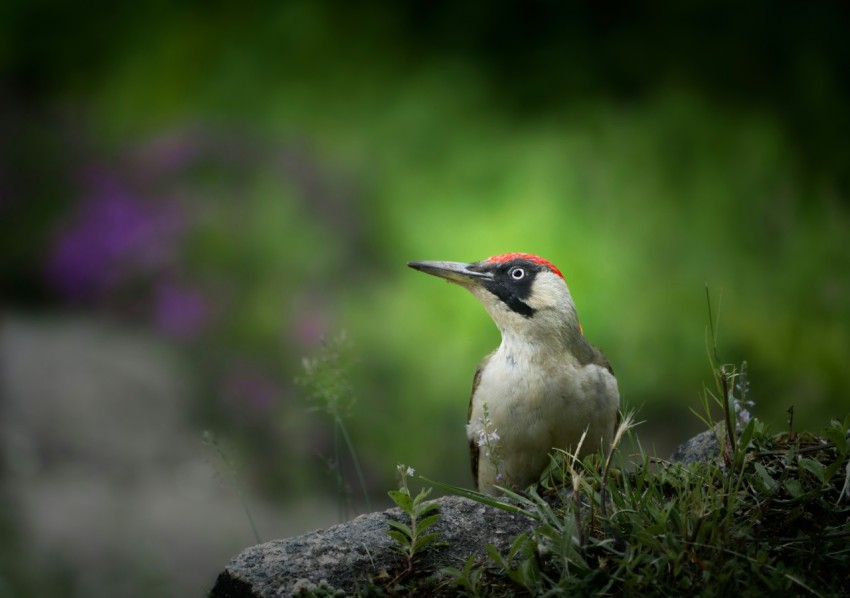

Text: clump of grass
xmin=434 ymin=409 xmax=850 ymax=596
xmin=298 ymin=331 xmax=371 ymax=518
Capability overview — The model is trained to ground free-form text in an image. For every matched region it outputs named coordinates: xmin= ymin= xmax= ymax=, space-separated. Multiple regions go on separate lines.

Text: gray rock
xmin=668 ymin=425 xmax=724 ymax=464
xmin=210 ymin=494 xmax=535 ymax=597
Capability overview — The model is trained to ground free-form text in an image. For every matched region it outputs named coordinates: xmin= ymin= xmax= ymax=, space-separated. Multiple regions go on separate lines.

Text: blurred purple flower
xmin=46 ymin=171 xmax=184 ymax=301
xmin=152 ymin=280 xmax=211 ymax=339
xmin=223 ymin=366 xmax=279 ymax=411
xmin=294 ymin=312 xmax=328 ymax=346
xmin=133 ymin=130 xmax=204 ymax=175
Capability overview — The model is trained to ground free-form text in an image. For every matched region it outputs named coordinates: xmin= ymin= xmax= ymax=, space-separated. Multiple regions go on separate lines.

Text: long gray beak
xmin=407 ymin=260 xmax=493 ymax=286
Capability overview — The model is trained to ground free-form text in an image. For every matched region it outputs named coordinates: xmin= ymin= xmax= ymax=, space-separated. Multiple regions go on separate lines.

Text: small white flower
xmin=406 ymin=466 xmax=415 ymax=477
xmin=489 ymin=430 xmax=500 ymax=442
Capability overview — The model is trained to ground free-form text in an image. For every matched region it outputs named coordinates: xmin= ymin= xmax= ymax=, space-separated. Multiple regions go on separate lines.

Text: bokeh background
xmin=2 ymin=1 xmax=849 ymax=595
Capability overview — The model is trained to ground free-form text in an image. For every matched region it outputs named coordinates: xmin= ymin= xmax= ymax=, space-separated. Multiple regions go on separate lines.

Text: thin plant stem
xmin=241 ymin=492 xmax=261 ymax=545
xmin=705 ymin=285 xmax=737 ymax=454
xmin=203 ymin=431 xmax=261 ymax=544
xmin=298 ymin=332 xmax=371 ymax=517
xmin=705 ymin=284 xmax=721 ymax=365
xmin=721 ymin=367 xmax=737 ymax=454
xmin=333 ymin=417 xmax=346 ymax=521
xmin=337 ymin=415 xmax=372 ymax=512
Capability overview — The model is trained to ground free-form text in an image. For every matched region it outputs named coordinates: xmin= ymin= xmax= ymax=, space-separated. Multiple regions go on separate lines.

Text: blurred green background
xmin=1 ymin=1 xmax=849 ymax=595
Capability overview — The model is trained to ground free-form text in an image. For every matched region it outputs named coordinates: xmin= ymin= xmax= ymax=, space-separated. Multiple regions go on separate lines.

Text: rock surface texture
xmin=667 ymin=426 xmax=723 ymax=464
xmin=210 ymin=494 xmax=535 ymax=597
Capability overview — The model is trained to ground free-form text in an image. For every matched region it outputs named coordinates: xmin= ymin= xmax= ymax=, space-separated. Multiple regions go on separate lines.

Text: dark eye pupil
xmin=511 ymin=268 xmax=524 ymax=280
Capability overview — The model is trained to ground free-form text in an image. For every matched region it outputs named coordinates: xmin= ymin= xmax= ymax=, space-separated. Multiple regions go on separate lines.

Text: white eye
xmin=510 ymin=267 xmax=525 ymax=280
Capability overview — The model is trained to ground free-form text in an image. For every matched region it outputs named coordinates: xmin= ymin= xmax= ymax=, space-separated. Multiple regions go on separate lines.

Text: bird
xmin=408 ymin=253 xmax=620 ymax=494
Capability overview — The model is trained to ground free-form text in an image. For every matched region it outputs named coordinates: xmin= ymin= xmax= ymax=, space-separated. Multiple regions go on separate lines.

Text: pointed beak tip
xmin=407 ymin=260 xmax=490 ymax=285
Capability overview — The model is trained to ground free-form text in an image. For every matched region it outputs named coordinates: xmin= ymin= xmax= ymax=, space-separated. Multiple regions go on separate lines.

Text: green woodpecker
xmin=409 ymin=253 xmax=619 ymax=494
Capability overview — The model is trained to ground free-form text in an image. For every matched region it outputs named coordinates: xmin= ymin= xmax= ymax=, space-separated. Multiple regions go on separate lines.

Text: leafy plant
xmin=485 ymin=533 xmax=541 ymax=593
xmin=386 ymin=464 xmax=442 ymax=574
xmin=443 ymin=553 xmax=486 ymax=596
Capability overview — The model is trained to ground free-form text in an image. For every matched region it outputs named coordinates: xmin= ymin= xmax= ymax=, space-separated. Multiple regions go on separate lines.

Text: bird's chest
xmin=471 ymin=349 xmax=582 ymax=439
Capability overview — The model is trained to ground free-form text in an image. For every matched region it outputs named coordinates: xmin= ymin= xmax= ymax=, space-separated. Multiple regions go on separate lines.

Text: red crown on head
xmin=485 ymin=253 xmax=564 ymax=280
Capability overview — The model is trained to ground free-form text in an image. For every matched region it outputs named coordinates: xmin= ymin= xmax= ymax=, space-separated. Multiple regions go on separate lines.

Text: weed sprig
xmin=386 ymin=465 xmax=442 ymax=574
xmin=298 ymin=332 xmax=371 ymax=517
